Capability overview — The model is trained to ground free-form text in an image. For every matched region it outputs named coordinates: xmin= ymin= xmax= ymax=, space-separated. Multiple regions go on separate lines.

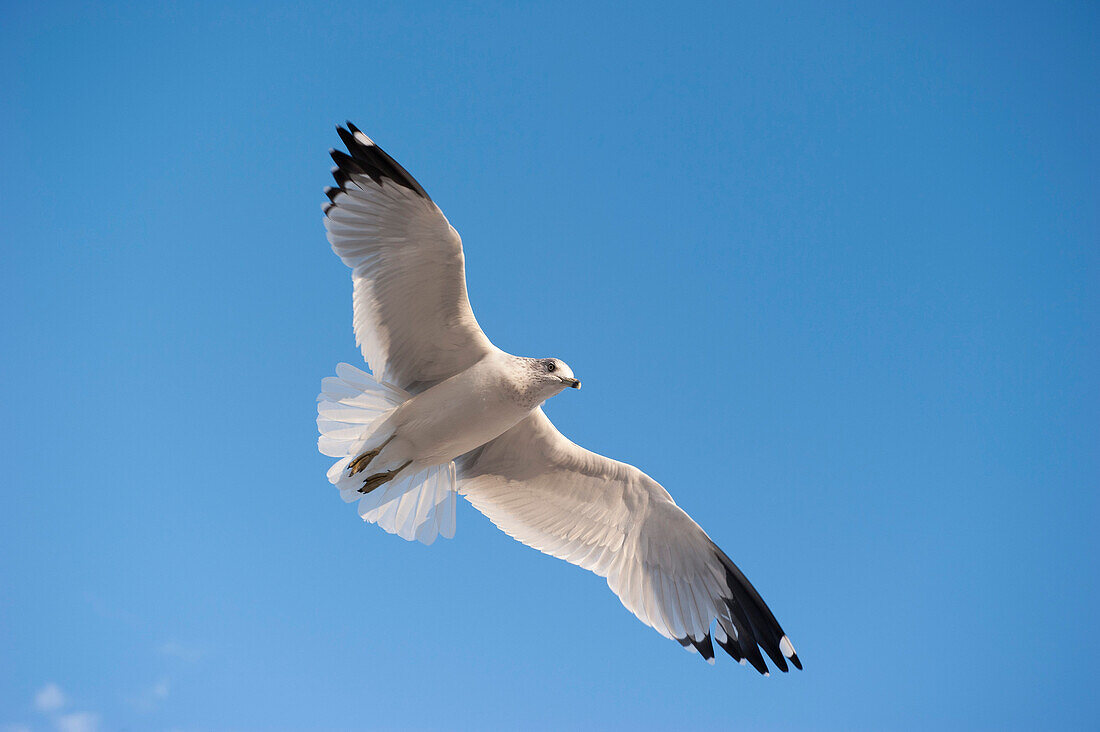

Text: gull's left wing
xmin=324 ymin=124 xmax=495 ymax=393
xmin=457 ymin=409 xmax=801 ymax=673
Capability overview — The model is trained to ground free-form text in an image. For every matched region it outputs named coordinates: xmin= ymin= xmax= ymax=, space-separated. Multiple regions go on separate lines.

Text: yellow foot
xmin=347 ymin=448 xmax=380 ymax=476
xmin=358 ymin=460 xmax=412 ymax=494
xmin=347 ymin=435 xmax=395 ymax=476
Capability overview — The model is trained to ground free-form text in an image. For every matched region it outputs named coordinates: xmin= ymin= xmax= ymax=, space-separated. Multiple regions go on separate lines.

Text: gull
xmin=317 ymin=123 xmax=801 ymax=673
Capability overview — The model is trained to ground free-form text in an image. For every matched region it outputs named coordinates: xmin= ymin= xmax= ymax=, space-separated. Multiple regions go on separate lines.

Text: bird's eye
xmin=546 ymin=362 xmax=556 ymax=372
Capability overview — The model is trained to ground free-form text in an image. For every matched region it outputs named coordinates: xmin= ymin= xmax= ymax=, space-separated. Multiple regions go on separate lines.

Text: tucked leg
xmin=347 ymin=435 xmax=395 ymax=476
xmin=358 ymin=460 xmax=413 ymax=494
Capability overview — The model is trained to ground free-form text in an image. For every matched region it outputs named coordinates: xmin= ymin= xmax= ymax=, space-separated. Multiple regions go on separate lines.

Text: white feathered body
xmin=368 ymin=351 xmax=542 ymax=473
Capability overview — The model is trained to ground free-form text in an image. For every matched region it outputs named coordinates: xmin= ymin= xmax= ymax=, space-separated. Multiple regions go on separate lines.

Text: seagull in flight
xmin=317 ymin=123 xmax=801 ymax=673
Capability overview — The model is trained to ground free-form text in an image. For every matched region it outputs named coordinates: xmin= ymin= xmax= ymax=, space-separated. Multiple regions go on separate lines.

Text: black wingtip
xmin=329 ymin=148 xmax=361 ymax=171
xmin=336 ymin=125 xmax=359 ymax=154
xmin=790 ymin=653 xmax=803 ymax=670
xmin=326 ymin=122 xmax=432 ymax=201
xmin=693 ymin=634 xmax=715 ymax=662
xmin=746 ymin=649 xmax=770 ymax=674
xmin=677 ymin=634 xmax=717 ymax=664
xmin=715 ymin=632 xmax=743 ymax=663
xmin=331 ymin=166 xmax=352 ymax=191
xmin=709 ymin=545 xmax=802 ymax=674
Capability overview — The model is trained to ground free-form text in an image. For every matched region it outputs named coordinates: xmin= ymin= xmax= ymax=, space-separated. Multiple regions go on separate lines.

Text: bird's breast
xmin=390 ymin=360 xmax=534 ymax=464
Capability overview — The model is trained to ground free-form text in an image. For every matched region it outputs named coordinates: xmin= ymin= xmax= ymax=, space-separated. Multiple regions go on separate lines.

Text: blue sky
xmin=1 ymin=1 xmax=1097 ymax=729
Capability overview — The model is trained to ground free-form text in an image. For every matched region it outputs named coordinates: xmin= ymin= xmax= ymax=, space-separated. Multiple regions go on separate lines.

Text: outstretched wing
xmin=324 ymin=123 xmax=494 ymax=392
xmin=457 ymin=409 xmax=801 ymax=673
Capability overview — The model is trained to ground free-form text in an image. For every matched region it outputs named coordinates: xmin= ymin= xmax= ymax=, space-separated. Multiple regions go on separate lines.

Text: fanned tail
xmin=317 ymin=363 xmax=457 ymax=544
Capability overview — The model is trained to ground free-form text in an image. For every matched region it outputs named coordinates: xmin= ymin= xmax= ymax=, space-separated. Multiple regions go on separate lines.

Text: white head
xmin=523 ymin=357 xmax=581 ymax=402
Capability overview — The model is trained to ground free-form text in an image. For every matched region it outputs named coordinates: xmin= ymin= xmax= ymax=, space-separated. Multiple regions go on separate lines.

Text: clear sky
xmin=1 ymin=2 xmax=1097 ymax=730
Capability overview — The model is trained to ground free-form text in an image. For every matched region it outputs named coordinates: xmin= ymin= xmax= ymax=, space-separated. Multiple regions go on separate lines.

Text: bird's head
xmin=530 ymin=357 xmax=581 ymax=396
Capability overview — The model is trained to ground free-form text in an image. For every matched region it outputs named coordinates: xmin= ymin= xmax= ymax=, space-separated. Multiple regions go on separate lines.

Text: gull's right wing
xmin=324 ymin=124 xmax=495 ymax=393
xmin=457 ymin=409 xmax=801 ymax=673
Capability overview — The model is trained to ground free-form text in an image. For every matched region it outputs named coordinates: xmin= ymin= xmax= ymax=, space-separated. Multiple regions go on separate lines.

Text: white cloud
xmin=54 ymin=712 xmax=99 ymax=732
xmin=34 ymin=683 xmax=66 ymax=712
xmin=126 ymin=678 xmax=171 ymax=712
xmin=29 ymin=683 xmax=100 ymax=732
xmin=158 ymin=641 xmax=204 ymax=662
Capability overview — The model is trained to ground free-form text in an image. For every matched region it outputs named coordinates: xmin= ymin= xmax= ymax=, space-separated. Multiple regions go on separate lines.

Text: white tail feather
xmin=317 ymin=363 xmax=457 ymax=545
